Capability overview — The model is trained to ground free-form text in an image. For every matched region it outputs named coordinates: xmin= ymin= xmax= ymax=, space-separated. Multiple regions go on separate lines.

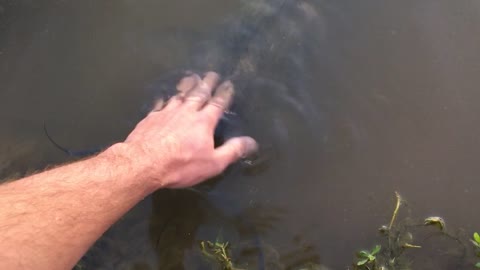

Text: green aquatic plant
xmin=196 ymin=192 xmax=473 ymax=270
xmin=351 ymin=192 xmax=475 ymax=270
xmin=377 ymin=192 xmax=420 ymax=269
xmin=353 ymin=192 xmax=437 ymax=270
xmin=200 ymin=239 xmax=245 ymax=270
xmin=355 ymin=245 xmax=381 ymax=270
xmin=200 ymin=240 xmax=233 ymax=270
xmin=471 ymin=232 xmax=480 ymax=268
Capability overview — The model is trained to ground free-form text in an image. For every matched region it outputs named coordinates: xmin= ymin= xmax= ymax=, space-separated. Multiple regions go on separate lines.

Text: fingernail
xmin=218 ymin=81 xmax=234 ymax=95
xmin=220 ymin=80 xmax=233 ymax=89
xmin=243 ymin=137 xmax=259 ymax=157
xmin=202 ymin=72 xmax=220 ymax=88
xmin=176 ymin=74 xmax=200 ymax=92
xmin=204 ymin=71 xmax=220 ymax=78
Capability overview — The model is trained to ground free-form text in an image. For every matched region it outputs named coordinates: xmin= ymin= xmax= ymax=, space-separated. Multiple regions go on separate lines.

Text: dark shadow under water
xmin=76 ymin=1 xmax=331 ymax=269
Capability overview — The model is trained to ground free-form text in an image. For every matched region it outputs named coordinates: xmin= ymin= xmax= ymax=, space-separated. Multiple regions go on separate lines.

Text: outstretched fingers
xmin=154 ymin=72 xmax=236 ymax=138
xmin=183 ymin=72 xmax=220 ymax=110
xmin=202 ymin=80 xmax=235 ymax=124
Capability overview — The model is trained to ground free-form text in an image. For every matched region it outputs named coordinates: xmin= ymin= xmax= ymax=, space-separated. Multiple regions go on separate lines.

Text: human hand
xmin=117 ymin=72 xmax=257 ymax=189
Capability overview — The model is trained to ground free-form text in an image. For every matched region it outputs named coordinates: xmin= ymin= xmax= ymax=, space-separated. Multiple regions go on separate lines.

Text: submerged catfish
xmin=78 ymin=0 xmax=329 ymax=269
xmin=48 ymin=0 xmax=326 ymax=163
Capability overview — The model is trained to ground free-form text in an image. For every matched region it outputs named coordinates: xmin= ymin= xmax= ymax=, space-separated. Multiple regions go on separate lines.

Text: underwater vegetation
xmin=351 ymin=191 xmax=480 ymax=270
xmin=199 ymin=192 xmax=480 ymax=270
xmin=200 ymin=239 xmax=239 ymax=270
xmin=355 ymin=245 xmax=381 ymax=270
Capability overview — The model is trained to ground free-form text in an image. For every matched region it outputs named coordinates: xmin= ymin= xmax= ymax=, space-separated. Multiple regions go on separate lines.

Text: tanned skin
xmin=0 ymin=72 xmax=258 ymax=270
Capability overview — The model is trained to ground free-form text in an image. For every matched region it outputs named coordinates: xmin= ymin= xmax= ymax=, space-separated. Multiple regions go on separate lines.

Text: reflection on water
xmin=2 ymin=0 xmax=480 ymax=269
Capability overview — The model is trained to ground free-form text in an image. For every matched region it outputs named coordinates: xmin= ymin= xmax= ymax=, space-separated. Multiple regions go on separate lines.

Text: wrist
xmin=98 ymin=143 xmax=165 ymax=195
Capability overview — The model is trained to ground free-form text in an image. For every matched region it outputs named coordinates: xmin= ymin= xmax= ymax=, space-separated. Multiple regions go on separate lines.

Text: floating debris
xmin=424 ymin=216 xmax=446 ymax=231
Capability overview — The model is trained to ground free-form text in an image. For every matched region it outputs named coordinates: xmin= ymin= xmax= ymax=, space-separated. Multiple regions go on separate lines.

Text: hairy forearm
xmin=0 ymin=72 xmax=255 ymax=270
xmin=0 ymin=143 xmax=154 ymax=270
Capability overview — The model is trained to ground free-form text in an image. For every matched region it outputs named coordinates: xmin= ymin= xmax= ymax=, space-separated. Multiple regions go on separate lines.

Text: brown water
xmin=1 ymin=0 xmax=480 ymax=269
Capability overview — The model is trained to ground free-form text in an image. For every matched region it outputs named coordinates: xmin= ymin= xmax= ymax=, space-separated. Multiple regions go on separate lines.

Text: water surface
xmin=1 ymin=0 xmax=480 ymax=269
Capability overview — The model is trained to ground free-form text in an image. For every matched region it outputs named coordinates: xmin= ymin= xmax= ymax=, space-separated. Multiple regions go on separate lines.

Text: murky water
xmin=1 ymin=0 xmax=480 ymax=269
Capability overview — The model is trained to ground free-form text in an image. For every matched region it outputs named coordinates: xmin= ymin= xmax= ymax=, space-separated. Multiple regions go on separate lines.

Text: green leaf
xmin=471 ymin=240 xmax=480 ymax=248
xmin=475 ymin=262 xmax=480 ymax=268
xmin=357 ymin=258 xmax=369 ymax=266
xmin=474 ymin=232 xmax=480 ymax=244
xmin=368 ymin=255 xmax=375 ymax=261
xmin=371 ymin=245 xmax=381 ymax=255
xmin=358 ymin=251 xmax=370 ymax=258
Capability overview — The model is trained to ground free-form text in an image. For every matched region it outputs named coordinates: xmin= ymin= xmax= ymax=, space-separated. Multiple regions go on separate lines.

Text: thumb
xmin=214 ymin=136 xmax=258 ymax=169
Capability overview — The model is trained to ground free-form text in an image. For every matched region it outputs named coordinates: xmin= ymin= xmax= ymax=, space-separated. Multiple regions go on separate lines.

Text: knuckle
xmin=198 ymin=81 xmax=211 ymax=90
xmin=209 ymin=97 xmax=227 ymax=108
xmin=166 ymin=95 xmax=184 ymax=106
xmin=187 ymin=91 xmax=210 ymax=100
xmin=186 ymin=88 xmax=211 ymax=101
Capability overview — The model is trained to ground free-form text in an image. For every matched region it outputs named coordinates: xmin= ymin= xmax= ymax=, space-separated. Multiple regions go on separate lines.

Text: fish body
xmin=74 ymin=1 xmax=329 ymax=269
